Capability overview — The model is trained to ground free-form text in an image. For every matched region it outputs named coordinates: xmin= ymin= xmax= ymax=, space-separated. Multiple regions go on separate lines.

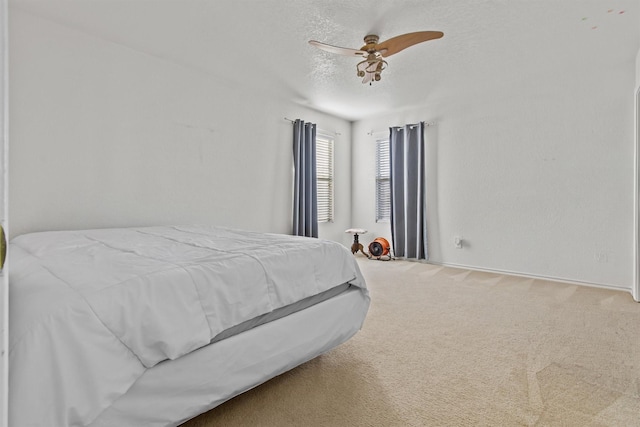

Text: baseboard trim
xmin=423 ymin=260 xmax=631 ymax=295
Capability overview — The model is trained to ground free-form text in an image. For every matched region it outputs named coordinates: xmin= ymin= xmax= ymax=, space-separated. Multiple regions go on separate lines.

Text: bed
xmin=8 ymin=225 xmax=370 ymax=426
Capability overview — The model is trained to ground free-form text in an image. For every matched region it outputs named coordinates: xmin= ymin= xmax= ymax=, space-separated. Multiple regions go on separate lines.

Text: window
xmin=375 ymin=138 xmax=390 ymax=222
xmin=316 ymin=133 xmax=334 ymax=223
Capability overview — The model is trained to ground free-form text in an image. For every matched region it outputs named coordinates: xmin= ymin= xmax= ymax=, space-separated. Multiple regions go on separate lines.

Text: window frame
xmin=375 ymin=138 xmax=390 ymax=223
xmin=316 ymin=132 xmax=335 ymax=223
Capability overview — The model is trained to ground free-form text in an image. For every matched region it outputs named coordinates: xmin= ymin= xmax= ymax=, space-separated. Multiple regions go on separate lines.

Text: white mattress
xmin=9 ymin=225 xmax=370 ymax=426
xmin=91 ymin=286 xmax=369 ymax=426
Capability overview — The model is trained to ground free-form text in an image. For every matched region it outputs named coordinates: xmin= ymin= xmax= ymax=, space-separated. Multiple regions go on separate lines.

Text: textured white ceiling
xmin=11 ymin=0 xmax=640 ymax=121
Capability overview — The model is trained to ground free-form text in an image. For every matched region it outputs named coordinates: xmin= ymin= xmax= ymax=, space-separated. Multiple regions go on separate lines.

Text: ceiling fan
xmin=309 ymin=31 xmax=443 ymax=84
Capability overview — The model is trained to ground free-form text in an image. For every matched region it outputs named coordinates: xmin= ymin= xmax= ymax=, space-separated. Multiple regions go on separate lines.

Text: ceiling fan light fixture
xmin=356 ymin=54 xmax=387 ymax=84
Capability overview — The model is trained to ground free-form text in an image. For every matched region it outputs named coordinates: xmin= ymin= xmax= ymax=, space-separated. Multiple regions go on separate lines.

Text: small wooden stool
xmin=345 ymin=228 xmax=368 ymax=256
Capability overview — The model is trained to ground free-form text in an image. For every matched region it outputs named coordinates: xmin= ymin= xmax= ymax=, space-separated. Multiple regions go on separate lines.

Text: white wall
xmin=10 ymin=8 xmax=639 ymax=290
xmin=637 ymin=48 xmax=640 ymax=87
xmin=635 ymin=46 xmax=640 ymax=300
xmin=0 ymin=0 xmax=7 ymax=424
xmin=8 ymin=9 xmax=353 ymax=245
xmin=353 ymin=54 xmax=636 ymax=290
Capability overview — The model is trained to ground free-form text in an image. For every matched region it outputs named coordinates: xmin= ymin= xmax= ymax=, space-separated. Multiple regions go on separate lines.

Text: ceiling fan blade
xmin=375 ymin=31 xmax=443 ymax=57
xmin=308 ymin=40 xmax=366 ymax=57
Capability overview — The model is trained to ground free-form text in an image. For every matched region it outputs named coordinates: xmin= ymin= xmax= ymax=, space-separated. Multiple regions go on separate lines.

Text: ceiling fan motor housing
xmin=363 ymin=34 xmax=380 ymax=52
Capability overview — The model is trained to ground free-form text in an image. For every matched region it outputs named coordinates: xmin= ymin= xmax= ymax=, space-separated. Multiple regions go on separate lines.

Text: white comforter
xmin=9 ymin=225 xmax=367 ymax=426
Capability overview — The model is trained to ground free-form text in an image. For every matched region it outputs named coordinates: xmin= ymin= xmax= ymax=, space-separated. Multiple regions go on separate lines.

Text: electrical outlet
xmin=454 ymin=236 xmax=463 ymax=249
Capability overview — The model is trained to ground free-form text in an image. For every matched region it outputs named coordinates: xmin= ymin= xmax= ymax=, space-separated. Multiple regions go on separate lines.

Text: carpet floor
xmin=182 ymin=258 xmax=640 ymax=426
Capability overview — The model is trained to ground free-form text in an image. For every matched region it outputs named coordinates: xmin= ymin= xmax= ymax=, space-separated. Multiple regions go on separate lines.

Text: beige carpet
xmin=182 ymin=259 xmax=640 ymax=426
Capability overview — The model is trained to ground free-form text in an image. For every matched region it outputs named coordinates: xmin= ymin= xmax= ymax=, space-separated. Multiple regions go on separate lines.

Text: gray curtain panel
xmin=389 ymin=122 xmax=428 ymax=259
xmin=292 ymin=119 xmax=318 ymax=238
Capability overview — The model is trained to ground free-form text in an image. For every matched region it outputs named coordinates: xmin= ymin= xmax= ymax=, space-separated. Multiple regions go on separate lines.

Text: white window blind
xmin=376 ymin=139 xmax=390 ymax=222
xmin=316 ymin=134 xmax=334 ymax=223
